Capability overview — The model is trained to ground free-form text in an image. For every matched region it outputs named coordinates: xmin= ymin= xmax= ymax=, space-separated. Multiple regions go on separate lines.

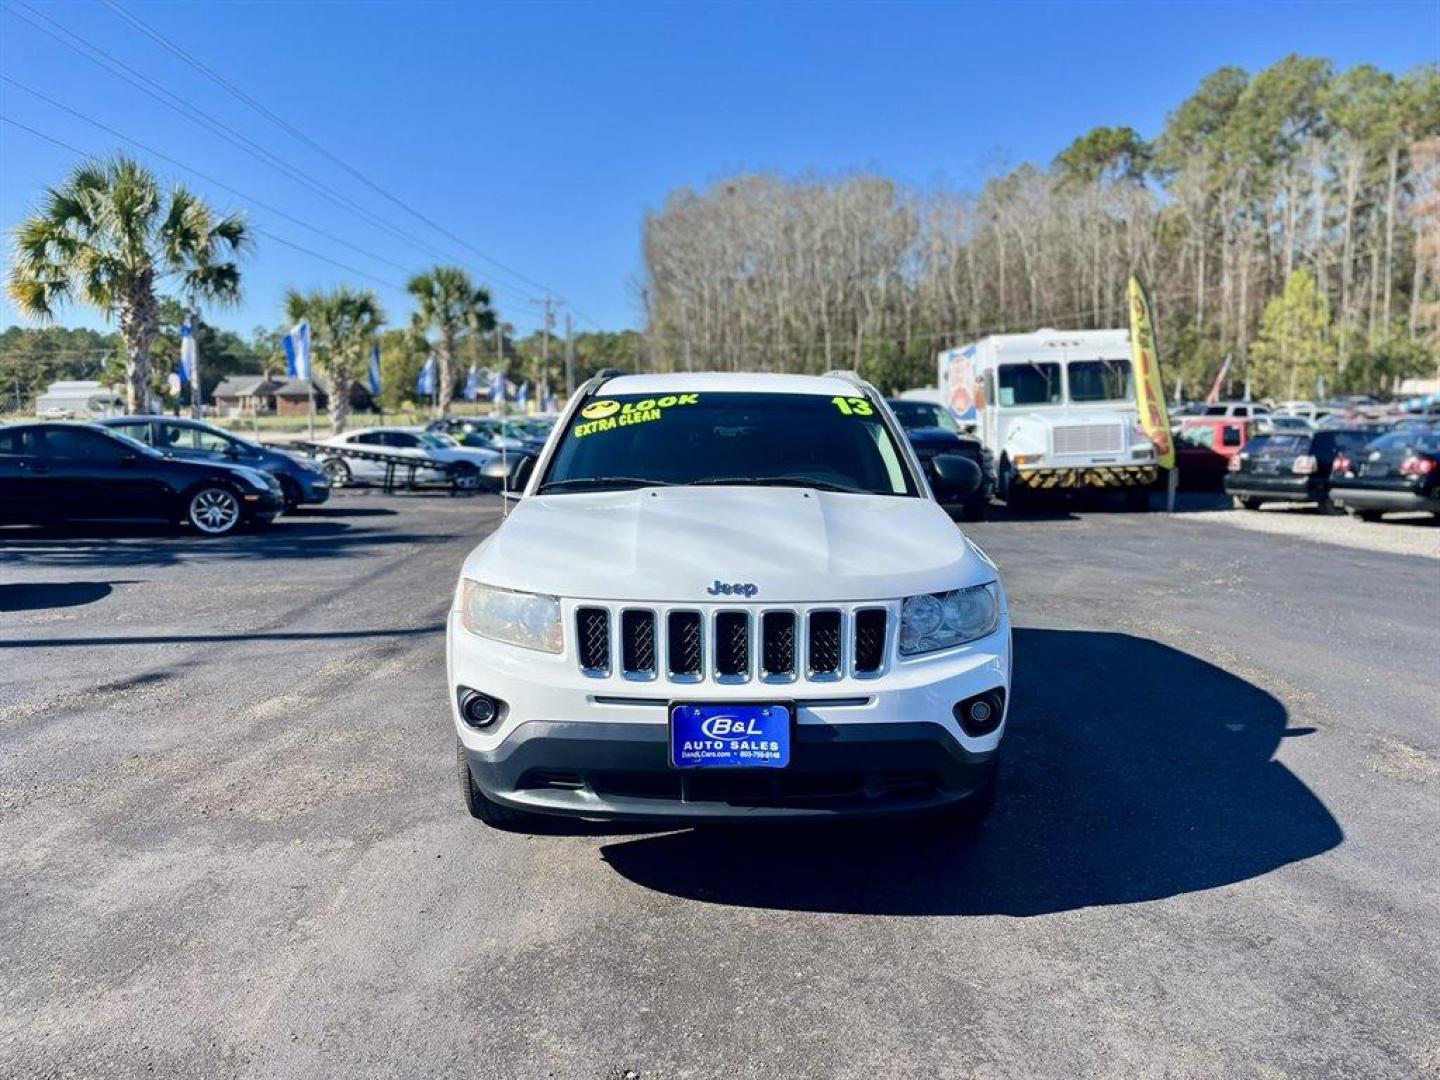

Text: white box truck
xmin=938 ymin=329 xmax=1157 ymax=509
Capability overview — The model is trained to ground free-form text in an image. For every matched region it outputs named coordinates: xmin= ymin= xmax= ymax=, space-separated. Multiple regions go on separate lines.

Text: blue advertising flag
xmin=516 ymin=381 xmax=530 ymax=408
xmin=489 ymin=369 xmax=506 ymax=403
xmin=417 ymin=353 xmax=437 ymax=396
xmin=179 ymin=314 xmax=197 ymax=387
xmin=462 ymin=365 xmax=480 ymax=402
xmin=282 ymin=319 xmax=311 ymax=380
xmin=368 ymin=344 xmax=382 ymax=396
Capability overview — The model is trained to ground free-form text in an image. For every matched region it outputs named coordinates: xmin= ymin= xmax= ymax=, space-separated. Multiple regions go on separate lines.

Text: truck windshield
xmin=1068 ymin=359 xmax=1133 ymax=403
xmin=998 ymin=363 xmax=1062 ymax=406
xmin=540 ymin=391 xmax=917 ymax=496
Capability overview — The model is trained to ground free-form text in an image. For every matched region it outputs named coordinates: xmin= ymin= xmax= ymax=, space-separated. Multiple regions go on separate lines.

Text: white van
xmin=938 ymin=329 xmax=1157 ymax=509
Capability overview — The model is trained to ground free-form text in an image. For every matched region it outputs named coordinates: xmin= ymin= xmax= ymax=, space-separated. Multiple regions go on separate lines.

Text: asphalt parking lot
xmin=2 ymin=491 xmax=1437 ymax=1079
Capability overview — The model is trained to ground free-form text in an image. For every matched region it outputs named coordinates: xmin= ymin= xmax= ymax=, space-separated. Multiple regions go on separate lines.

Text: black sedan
xmin=97 ymin=415 xmax=330 ymax=509
xmin=1223 ymin=428 xmax=1374 ymax=513
xmin=1329 ymin=429 xmax=1440 ymax=521
xmin=886 ymin=399 xmax=993 ymax=520
xmin=0 ymin=422 xmax=284 ymax=536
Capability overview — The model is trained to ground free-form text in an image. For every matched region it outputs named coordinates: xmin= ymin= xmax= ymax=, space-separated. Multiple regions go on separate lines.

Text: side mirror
xmin=484 ymin=453 xmax=535 ymax=498
xmin=929 ymin=454 xmax=982 ymax=501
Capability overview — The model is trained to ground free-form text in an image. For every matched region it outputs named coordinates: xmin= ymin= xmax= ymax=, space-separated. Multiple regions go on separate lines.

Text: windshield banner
xmin=1127 ymin=276 xmax=1175 ymax=469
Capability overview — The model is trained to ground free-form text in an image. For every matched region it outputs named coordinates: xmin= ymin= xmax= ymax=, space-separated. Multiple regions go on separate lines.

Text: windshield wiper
xmin=537 ymin=476 xmax=677 ymax=494
xmin=688 ymin=476 xmax=866 ymax=494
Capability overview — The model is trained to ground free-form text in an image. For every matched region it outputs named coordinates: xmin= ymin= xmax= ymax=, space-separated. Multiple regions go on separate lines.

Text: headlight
xmin=899 ymin=583 xmax=999 ymax=656
xmin=460 ymin=580 xmax=562 ymax=653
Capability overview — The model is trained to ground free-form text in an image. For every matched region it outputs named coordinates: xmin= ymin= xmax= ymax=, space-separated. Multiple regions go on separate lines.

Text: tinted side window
xmin=1221 ymin=425 xmax=1243 ymax=448
xmin=352 ymin=433 xmax=384 ymax=445
xmin=0 ymin=428 xmax=43 ymax=455
xmin=42 ymin=428 xmax=126 ymax=462
xmin=110 ymin=422 xmax=155 ymax=445
xmin=386 ymin=433 xmax=420 ymax=448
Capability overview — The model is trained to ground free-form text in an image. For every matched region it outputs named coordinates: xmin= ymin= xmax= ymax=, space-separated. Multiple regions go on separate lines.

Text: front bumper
xmin=296 ymin=473 xmax=331 ymax=504
xmin=1331 ymin=485 xmax=1440 ymax=513
xmin=241 ymin=490 xmax=285 ymax=520
xmin=449 ymin=607 xmax=1011 ymax=821
xmin=1016 ymin=465 xmax=1156 ymax=490
xmin=461 ymin=719 xmax=997 ymax=821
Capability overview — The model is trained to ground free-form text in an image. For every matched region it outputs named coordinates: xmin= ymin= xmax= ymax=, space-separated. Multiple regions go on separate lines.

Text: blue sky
xmin=1 ymin=0 xmax=1436 ymax=339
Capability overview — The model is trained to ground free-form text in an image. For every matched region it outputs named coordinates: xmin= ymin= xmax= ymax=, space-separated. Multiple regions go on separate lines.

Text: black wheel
xmin=457 ymin=740 xmax=547 ymax=831
xmin=1357 ymin=509 xmax=1384 ymax=523
xmin=926 ymin=765 xmax=997 ymax=828
xmin=278 ymin=476 xmax=302 ymax=510
xmin=185 ymin=485 xmax=243 ymax=536
xmin=1123 ymin=487 xmax=1151 ymax=512
xmin=1000 ymin=459 xmax=1033 ymax=511
xmin=321 ymin=456 xmax=352 ymax=487
xmin=451 ymin=463 xmax=480 ymax=492
xmin=1233 ymin=496 xmax=1262 ymax=511
xmin=958 ymin=497 xmax=989 ymax=522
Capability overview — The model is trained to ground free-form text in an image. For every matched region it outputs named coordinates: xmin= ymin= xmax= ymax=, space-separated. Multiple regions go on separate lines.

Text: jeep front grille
xmin=576 ymin=607 xmax=610 ymax=673
xmin=579 ymin=603 xmax=889 ymax=683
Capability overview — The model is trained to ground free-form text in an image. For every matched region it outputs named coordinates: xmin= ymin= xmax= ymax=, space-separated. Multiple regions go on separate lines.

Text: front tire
xmin=321 ymin=457 xmax=352 ymax=488
xmin=186 ymin=485 xmax=243 ymax=536
xmin=278 ymin=476 xmax=302 ymax=510
xmin=457 ymin=740 xmax=548 ymax=831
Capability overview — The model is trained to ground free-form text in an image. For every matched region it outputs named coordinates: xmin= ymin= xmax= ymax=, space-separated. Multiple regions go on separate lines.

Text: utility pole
xmin=564 ymin=312 xmax=575 ymax=397
xmin=188 ymin=299 xmax=202 ymax=420
xmin=530 ymin=295 xmax=563 ymax=406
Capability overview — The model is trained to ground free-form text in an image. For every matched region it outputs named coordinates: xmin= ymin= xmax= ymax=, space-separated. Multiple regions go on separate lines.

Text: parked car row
xmin=0 ymin=421 xmax=286 ymax=535
xmin=1224 ymin=425 xmax=1439 ymax=522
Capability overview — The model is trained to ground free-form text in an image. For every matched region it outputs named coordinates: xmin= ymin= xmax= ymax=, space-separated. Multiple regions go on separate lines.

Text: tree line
xmin=643 ymin=56 xmax=1440 ymax=399
xmin=2 ymin=154 xmax=638 ymax=429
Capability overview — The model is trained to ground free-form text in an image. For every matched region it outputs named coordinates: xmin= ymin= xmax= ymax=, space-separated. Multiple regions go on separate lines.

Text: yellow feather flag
xmin=1128 ymin=275 xmax=1175 ymax=470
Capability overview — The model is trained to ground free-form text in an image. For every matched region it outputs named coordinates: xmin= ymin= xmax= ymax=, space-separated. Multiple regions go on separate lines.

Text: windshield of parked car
xmin=887 ymin=400 xmax=958 ymax=432
xmin=998 ymin=362 xmax=1062 ymax=406
xmin=419 ymin=433 xmax=458 ymax=448
xmin=1247 ymin=434 xmax=1309 ymax=456
xmin=1067 ymin=359 xmax=1133 ymax=403
xmin=1368 ymin=430 xmax=1440 ymax=454
xmin=540 ymin=391 xmax=917 ymax=496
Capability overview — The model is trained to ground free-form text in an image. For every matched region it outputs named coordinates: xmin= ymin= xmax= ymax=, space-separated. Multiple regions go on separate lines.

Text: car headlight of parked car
xmin=899 ymin=582 xmax=1000 ymax=656
xmin=460 ymin=581 xmax=563 ymax=653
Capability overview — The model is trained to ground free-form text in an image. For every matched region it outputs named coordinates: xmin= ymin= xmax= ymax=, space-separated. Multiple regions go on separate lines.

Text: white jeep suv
xmin=448 ymin=371 xmax=1012 ymax=828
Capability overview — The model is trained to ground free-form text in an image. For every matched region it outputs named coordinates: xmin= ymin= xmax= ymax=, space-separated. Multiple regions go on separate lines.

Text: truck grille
xmin=578 ymin=603 xmax=890 ymax=682
xmin=1052 ymin=423 xmax=1123 ymax=455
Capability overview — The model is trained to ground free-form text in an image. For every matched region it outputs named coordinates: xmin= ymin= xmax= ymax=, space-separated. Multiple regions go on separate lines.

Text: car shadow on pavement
xmin=598 ymin=628 xmax=1344 ymax=916
xmin=0 ymin=520 xmax=448 ymax=568
xmin=0 ymin=580 xmax=134 ymax=612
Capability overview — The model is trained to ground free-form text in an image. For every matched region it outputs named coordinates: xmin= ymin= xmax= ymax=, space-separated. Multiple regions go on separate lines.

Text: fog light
xmin=953 ymin=689 xmax=1006 ymax=737
xmin=458 ymin=687 xmax=504 ymax=729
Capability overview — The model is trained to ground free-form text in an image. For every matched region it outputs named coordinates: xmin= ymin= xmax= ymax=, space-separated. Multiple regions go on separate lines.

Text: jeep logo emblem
xmin=707 ymin=580 xmax=758 ymax=597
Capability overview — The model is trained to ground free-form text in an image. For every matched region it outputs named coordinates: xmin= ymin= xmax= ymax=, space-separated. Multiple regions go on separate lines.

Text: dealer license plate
xmin=669 ymin=703 xmax=792 ymax=769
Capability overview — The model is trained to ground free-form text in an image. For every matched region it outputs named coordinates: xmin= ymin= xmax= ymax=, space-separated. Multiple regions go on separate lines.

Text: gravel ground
xmin=1 ymin=490 xmax=1437 ymax=1079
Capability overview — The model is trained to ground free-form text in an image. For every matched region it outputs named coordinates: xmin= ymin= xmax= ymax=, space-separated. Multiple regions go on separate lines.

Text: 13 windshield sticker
xmin=573 ymin=394 xmax=699 ymax=437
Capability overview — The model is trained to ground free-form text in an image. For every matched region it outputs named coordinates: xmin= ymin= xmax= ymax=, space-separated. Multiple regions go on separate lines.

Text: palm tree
xmin=406 ymin=266 xmax=497 ymax=412
xmin=6 ymin=155 xmax=248 ymax=413
xmin=285 ymin=286 xmax=386 ymax=433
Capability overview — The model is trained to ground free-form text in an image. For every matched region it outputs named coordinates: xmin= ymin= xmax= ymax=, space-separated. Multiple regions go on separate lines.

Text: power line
xmin=103 ymin=0 xmax=572 ymax=305
xmin=0 ymin=113 xmax=410 ymax=297
xmin=0 ymin=2 xmax=539 ymax=310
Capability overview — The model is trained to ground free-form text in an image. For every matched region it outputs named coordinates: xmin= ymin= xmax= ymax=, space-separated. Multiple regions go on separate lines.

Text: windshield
xmin=887 ymin=400 xmax=958 ymax=432
xmin=105 ymin=428 xmax=159 ymax=456
xmin=540 ymin=391 xmax=918 ymax=496
xmin=1068 ymin=359 xmax=1133 ymax=403
xmin=1368 ymin=431 xmax=1440 ymax=454
xmin=1248 ymin=434 xmax=1310 ymax=457
xmin=420 ymin=433 xmax=458 ymax=448
xmin=998 ymin=363 xmax=1062 ymax=406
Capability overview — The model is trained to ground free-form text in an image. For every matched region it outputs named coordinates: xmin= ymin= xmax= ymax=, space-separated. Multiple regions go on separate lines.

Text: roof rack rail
xmin=823 ymin=369 xmax=870 ymax=392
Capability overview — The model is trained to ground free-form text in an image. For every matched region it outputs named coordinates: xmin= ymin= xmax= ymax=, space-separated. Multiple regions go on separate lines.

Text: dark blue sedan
xmin=97 ymin=416 xmax=330 ymax=509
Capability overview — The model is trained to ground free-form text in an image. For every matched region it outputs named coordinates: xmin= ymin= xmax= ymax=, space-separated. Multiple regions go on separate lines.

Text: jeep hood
xmin=462 ymin=486 xmax=993 ymax=602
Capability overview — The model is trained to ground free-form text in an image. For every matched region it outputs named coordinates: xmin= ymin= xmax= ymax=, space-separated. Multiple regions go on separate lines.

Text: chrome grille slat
xmin=1052 ymin=423 xmax=1123 ymax=455
xmin=577 ymin=604 xmax=887 ymax=683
